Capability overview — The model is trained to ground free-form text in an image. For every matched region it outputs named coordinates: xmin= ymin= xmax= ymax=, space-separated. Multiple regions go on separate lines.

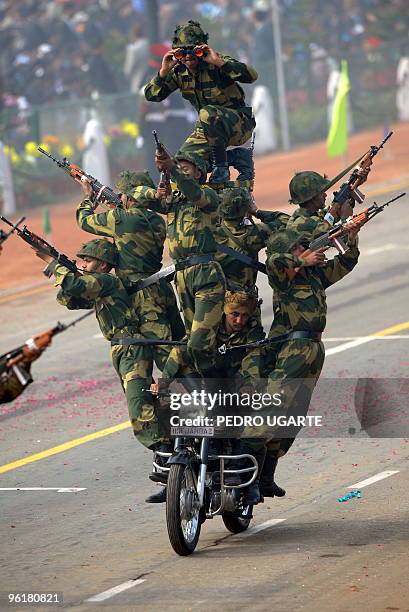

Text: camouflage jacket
xmin=76 ymin=199 xmax=166 ymax=285
xmin=144 ymin=54 xmax=257 ymax=113
xmin=215 ymin=315 xmax=265 ymax=380
xmin=215 ymin=210 xmax=290 ymax=285
xmin=133 ymin=166 xmax=219 ymax=260
xmin=266 ymin=246 xmax=360 ymax=336
xmin=286 ymin=207 xmax=332 ymax=240
xmin=48 ymin=262 xmax=139 ymax=341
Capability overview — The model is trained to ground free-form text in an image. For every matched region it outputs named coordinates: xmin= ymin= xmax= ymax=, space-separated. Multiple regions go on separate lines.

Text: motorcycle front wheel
xmin=166 ymin=463 xmax=201 ymax=556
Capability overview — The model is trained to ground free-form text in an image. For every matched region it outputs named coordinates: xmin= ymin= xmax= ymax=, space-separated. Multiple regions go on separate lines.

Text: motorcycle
xmin=152 ymin=437 xmax=258 ymax=556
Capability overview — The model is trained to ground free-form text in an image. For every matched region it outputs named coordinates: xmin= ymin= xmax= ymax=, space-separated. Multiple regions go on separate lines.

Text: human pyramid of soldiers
xmin=1 ymin=21 xmax=377 ymax=505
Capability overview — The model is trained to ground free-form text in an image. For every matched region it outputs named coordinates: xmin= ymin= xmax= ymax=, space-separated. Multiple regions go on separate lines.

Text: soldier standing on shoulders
xmin=144 ymin=20 xmax=258 ymax=184
xmin=132 ymin=149 xmax=225 ymax=379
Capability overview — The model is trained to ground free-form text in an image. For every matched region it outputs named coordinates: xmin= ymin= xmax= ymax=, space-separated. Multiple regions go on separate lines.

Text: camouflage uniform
xmin=46 ymin=239 xmax=160 ymax=449
xmin=216 ymin=187 xmax=289 ymax=287
xmin=262 ymin=229 xmax=360 ymax=459
xmin=0 ymin=365 xmax=32 ymax=404
xmin=132 ymin=157 xmax=225 ymax=375
xmin=164 ymin=284 xmax=264 ymax=380
xmin=144 ymin=21 xmax=257 ymax=171
xmin=76 ymin=170 xmax=185 ymax=373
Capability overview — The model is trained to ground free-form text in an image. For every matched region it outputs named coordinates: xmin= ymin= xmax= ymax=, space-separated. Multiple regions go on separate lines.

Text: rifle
xmin=285 ymin=192 xmax=405 ymax=280
xmin=0 ymin=216 xmax=25 ymax=245
xmin=0 ymin=311 xmax=93 ymax=386
xmin=332 ymin=131 xmax=393 ymax=207
xmin=0 ymin=216 xmax=78 ymax=276
xmin=38 ymin=147 xmax=123 ymax=209
xmin=152 ymin=130 xmax=172 ymax=200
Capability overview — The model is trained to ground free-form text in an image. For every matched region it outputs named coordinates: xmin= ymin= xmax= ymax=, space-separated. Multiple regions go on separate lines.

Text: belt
xmin=126 ymin=254 xmax=215 ymax=294
xmin=217 ymin=331 xmax=323 ymax=355
xmin=111 ymin=338 xmax=187 ymax=347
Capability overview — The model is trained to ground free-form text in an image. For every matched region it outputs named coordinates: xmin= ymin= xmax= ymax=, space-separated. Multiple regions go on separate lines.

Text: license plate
xmin=170 ymin=426 xmax=215 ymax=437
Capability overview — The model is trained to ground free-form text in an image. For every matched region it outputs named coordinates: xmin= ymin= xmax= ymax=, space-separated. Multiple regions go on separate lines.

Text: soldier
xmin=37 ymin=239 xmax=161 ymax=453
xmin=259 ymin=224 xmax=361 ymax=497
xmin=286 ymin=168 xmax=370 ymax=240
xmin=144 ymin=20 xmax=258 ymax=183
xmin=133 ymin=149 xmax=226 ymax=379
xmin=216 ymin=187 xmax=290 ymax=288
xmin=76 ymin=170 xmax=185 ymax=377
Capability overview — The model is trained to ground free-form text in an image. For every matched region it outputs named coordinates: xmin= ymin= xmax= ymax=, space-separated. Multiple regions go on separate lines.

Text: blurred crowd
xmin=1 ymin=0 xmax=409 ymax=113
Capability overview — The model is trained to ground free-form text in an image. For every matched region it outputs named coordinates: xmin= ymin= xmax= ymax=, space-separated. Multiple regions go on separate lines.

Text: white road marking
xmin=348 ymin=470 xmax=400 ymax=489
xmin=0 ymin=487 xmax=86 ymax=493
xmin=93 ymin=333 xmax=103 ymax=339
xmin=326 ymin=337 xmax=375 ymax=356
xmin=240 ymin=470 xmax=401 ymax=539
xmin=239 ymin=517 xmax=286 ymax=538
xmin=85 ymin=579 xmax=146 ymax=602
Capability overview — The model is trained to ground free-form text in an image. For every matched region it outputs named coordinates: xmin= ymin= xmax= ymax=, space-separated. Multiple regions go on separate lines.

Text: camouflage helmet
xmin=289 ymin=171 xmax=331 ymax=205
xmin=224 ymin=282 xmax=259 ymax=315
xmin=175 ymin=151 xmax=207 ymax=182
xmin=267 ymin=229 xmax=309 ymax=255
xmin=219 ymin=187 xmax=252 ymax=219
xmin=115 ymin=169 xmax=155 ymax=196
xmin=76 ymin=238 xmax=118 ymax=267
xmin=172 ymin=20 xmax=208 ymax=49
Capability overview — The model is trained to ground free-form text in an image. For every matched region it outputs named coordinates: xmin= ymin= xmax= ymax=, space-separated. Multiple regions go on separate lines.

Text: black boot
xmin=145 ymin=487 xmax=167 ymax=503
xmin=209 ymin=145 xmax=230 ymax=184
xmin=226 ymin=147 xmax=254 ymax=181
xmin=259 ymin=455 xmax=286 ymax=498
xmin=149 ymin=443 xmax=172 ymax=484
xmin=239 ymin=442 xmax=266 ymax=506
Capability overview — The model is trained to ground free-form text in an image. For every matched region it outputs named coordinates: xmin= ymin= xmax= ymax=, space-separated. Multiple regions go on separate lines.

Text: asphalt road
xmin=1 ymin=188 xmax=409 ymax=612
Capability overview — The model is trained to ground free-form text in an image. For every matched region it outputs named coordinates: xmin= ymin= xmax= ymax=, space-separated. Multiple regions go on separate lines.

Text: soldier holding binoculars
xmin=144 ymin=20 xmax=257 ymax=184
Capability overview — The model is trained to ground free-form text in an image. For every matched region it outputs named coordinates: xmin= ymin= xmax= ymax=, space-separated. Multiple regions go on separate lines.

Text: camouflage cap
xmin=219 ymin=187 xmax=252 ymax=219
xmin=267 ymin=229 xmax=309 ymax=255
xmin=224 ymin=282 xmax=259 ymax=315
xmin=172 ymin=20 xmax=208 ymax=49
xmin=289 ymin=171 xmax=331 ymax=205
xmin=175 ymin=151 xmax=207 ymax=182
xmin=76 ymin=238 xmax=118 ymax=267
xmin=115 ymin=169 xmax=155 ymax=195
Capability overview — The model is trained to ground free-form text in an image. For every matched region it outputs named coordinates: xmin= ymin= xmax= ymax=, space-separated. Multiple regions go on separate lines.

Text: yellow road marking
xmin=366 ymin=179 xmax=409 ymax=199
xmin=374 ymin=321 xmax=409 ymax=336
xmin=1 ymin=319 xmax=409 ymax=476
xmin=0 ymin=421 xmax=130 ymax=475
xmin=0 ymin=284 xmax=51 ymax=305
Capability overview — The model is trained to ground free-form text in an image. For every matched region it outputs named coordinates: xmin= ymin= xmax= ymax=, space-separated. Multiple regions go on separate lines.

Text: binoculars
xmin=173 ymin=46 xmax=207 ymax=61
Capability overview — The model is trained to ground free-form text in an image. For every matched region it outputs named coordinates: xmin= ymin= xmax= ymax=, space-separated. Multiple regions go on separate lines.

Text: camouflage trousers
xmin=162 ymin=261 xmax=226 ymax=377
xmin=244 ymin=339 xmax=325 ymax=453
xmin=131 ymin=279 xmax=184 ymax=371
xmin=177 ymin=105 xmax=255 ymax=170
xmin=111 ymin=344 xmax=161 ymax=449
xmin=265 ymin=339 xmax=325 ymax=457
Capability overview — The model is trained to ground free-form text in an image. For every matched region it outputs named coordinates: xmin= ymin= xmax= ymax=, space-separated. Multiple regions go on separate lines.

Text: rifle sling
xmin=217 ymin=243 xmax=267 ymax=274
xmin=125 ymin=254 xmax=215 ymax=295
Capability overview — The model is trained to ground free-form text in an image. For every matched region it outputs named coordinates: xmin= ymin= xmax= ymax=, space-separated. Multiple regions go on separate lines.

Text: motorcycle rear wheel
xmin=166 ymin=463 xmax=201 ymax=556
xmin=222 ymin=505 xmax=253 ymax=533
